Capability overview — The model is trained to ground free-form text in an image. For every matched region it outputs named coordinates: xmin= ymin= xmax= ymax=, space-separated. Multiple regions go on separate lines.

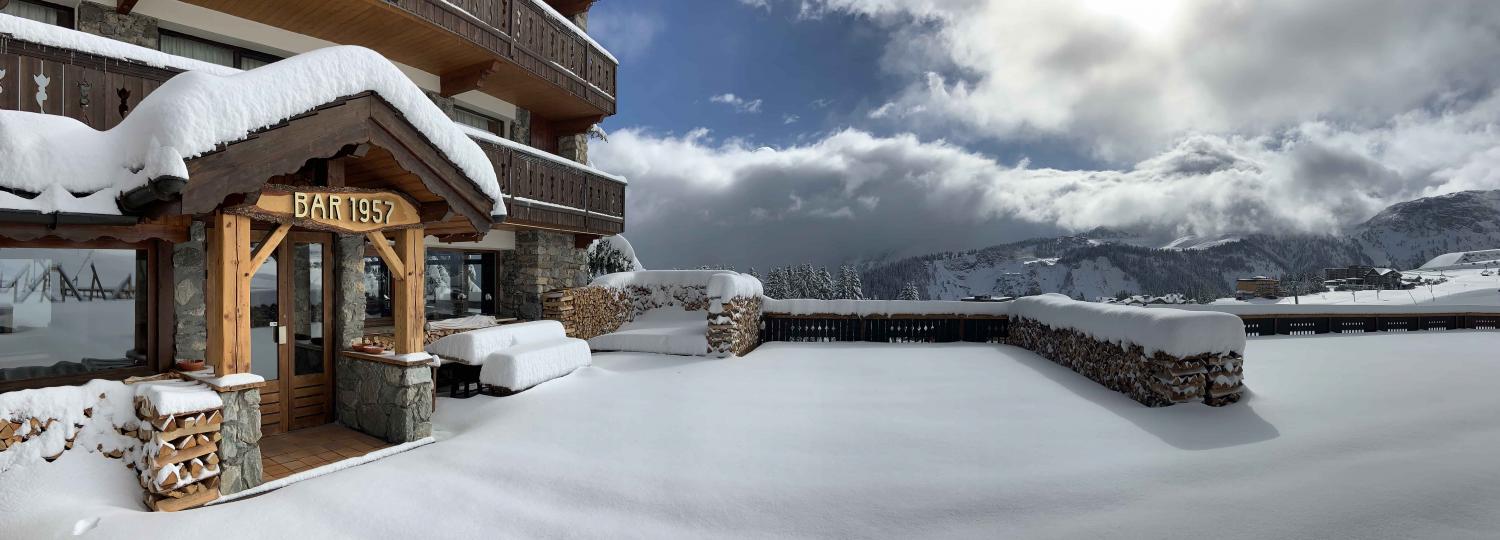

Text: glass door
xmin=252 ymin=230 xmax=335 ymax=435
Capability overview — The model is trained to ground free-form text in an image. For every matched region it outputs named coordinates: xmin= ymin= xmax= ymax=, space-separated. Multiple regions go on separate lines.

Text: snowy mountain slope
xmin=1350 ymin=190 xmax=1500 ymax=269
xmin=862 ymin=191 xmax=1497 ymax=300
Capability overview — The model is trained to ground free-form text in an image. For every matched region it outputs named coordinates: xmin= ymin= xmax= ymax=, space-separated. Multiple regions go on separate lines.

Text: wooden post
xmin=392 ymin=228 xmax=426 ymax=354
xmin=206 ymin=212 xmax=252 ymax=375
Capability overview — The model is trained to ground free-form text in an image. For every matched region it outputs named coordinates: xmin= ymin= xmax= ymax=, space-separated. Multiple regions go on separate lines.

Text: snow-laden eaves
xmin=0 ymin=36 xmax=505 ymax=216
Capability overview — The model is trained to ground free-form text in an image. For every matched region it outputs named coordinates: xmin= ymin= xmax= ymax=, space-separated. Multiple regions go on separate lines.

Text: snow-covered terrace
xmin=8 ymin=332 xmax=1500 ymax=537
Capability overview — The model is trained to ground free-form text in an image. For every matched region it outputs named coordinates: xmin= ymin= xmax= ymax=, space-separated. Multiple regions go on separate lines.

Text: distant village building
xmin=1322 ymin=266 xmax=1405 ymax=290
xmin=1234 ymin=276 xmax=1281 ymax=299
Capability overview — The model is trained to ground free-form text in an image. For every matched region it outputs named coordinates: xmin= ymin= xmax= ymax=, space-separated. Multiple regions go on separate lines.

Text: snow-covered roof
xmin=0 ymin=20 xmax=504 ymax=216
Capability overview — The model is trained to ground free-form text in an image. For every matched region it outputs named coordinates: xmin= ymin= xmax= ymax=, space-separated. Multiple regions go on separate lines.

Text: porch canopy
xmin=0 ymin=46 xmax=509 ymax=375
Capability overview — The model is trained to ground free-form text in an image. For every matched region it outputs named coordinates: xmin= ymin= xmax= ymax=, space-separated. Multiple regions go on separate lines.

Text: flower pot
xmin=175 ymin=359 xmax=206 ymax=372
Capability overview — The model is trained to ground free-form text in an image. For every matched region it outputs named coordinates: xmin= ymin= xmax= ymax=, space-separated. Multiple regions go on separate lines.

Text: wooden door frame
xmin=253 ymin=229 xmax=337 ymax=435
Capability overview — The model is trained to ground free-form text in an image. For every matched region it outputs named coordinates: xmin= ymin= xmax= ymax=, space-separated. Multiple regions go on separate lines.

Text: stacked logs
xmin=0 ymin=416 xmax=80 ymax=460
xmin=708 ymin=296 xmax=763 ymax=357
xmin=545 ymin=287 xmax=632 ymax=339
xmin=135 ymin=399 xmax=224 ymax=512
xmin=1007 ymin=318 xmax=1241 ymax=407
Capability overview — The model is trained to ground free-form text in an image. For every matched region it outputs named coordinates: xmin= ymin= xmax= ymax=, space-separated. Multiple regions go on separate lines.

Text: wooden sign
xmin=230 ymin=186 xmax=421 ymax=234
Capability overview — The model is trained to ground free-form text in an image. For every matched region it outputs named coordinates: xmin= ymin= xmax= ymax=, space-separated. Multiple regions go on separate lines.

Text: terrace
xmin=8 ymin=332 xmax=1500 ymax=537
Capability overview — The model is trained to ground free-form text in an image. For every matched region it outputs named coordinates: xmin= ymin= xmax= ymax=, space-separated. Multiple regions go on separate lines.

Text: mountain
xmin=862 ymin=190 xmax=1500 ymax=301
xmin=1349 ymin=190 xmax=1500 ymax=269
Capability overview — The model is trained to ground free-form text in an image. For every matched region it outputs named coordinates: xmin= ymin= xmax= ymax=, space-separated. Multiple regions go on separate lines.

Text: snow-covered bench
xmin=425 ymin=320 xmax=590 ymax=396
xmin=550 ymin=270 xmax=764 ymax=357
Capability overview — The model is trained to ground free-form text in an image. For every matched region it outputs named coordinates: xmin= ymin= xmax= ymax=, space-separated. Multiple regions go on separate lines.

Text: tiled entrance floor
xmin=260 ymin=424 xmax=393 ymax=481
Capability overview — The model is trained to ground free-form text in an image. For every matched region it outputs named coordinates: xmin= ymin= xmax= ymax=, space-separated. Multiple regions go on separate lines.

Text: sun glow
xmin=1078 ymin=0 xmax=1184 ymax=34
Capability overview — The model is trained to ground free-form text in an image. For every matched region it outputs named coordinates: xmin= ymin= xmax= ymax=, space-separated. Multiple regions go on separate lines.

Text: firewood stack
xmin=545 ymin=287 xmax=632 ymax=340
xmin=708 ymin=295 xmax=764 ymax=357
xmin=1007 ymin=318 xmax=1241 ymax=407
xmin=134 ymin=398 xmax=224 ymax=512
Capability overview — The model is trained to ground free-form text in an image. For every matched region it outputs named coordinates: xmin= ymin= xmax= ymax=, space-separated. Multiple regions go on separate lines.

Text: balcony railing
xmin=387 ymin=0 xmax=617 ymax=115
xmin=470 ymin=133 xmax=625 ymax=236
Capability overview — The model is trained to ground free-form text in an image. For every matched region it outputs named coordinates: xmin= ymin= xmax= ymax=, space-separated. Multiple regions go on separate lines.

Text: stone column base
xmin=335 ymin=356 xmax=434 ymax=443
xmin=217 ymin=387 xmax=263 ymax=495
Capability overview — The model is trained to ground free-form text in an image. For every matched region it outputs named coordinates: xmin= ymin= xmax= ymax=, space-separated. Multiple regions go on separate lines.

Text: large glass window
xmin=453 ymin=107 xmax=505 ymax=136
xmin=159 ymin=30 xmax=282 ymax=69
xmin=364 ymin=249 xmax=498 ymax=322
xmin=0 ymin=1 xmax=73 ymax=28
xmin=0 ymin=248 xmax=146 ymax=382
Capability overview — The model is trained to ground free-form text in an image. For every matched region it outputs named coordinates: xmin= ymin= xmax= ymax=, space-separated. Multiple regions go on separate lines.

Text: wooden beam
xmin=247 ymin=224 xmax=291 ymax=275
xmin=365 ymin=231 xmax=406 ymax=279
xmin=439 ymin=60 xmax=503 ymax=98
xmin=117 ymin=0 xmax=140 ymax=14
xmin=206 ymin=212 xmax=252 ymax=375
xmin=392 ymin=228 xmax=426 ymax=354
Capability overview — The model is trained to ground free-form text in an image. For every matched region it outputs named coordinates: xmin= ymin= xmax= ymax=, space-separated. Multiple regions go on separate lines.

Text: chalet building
xmin=1234 ymin=276 xmax=1281 ymax=299
xmin=0 ymin=0 xmax=623 ymax=499
xmin=1323 ymin=265 xmax=1404 ymax=290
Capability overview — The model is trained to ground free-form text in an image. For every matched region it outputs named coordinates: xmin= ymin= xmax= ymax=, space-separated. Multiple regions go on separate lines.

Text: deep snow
xmin=6 ymin=333 xmax=1500 ymax=539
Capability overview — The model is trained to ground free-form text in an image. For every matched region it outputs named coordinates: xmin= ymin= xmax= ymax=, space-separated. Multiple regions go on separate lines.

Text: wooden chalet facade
xmin=0 ymin=0 xmax=623 ymax=500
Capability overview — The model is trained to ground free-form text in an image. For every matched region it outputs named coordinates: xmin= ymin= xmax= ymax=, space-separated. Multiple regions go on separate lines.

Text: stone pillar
xmin=217 ymin=387 xmax=263 ymax=495
xmin=335 ymin=235 xmax=367 ymax=348
xmin=501 ymin=230 xmax=589 ymax=319
xmin=173 ymin=221 xmax=207 ymax=362
xmin=510 ymin=108 xmax=532 ymax=145
xmin=76 ymin=2 xmax=160 ymax=49
xmin=558 ymin=133 xmax=589 ymax=164
xmin=335 ymin=357 xmax=433 ymax=443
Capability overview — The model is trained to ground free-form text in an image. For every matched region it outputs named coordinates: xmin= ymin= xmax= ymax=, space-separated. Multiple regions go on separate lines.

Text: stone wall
xmin=545 ymin=286 xmax=631 ymax=339
xmin=335 ymin=234 xmax=366 ymax=349
xmin=217 ymin=387 xmax=262 ymax=495
xmin=335 ymin=358 xmax=433 ymax=444
xmin=1006 ymin=318 xmax=1243 ymax=407
xmin=76 ymin=2 xmax=160 ymax=49
xmin=708 ymin=296 xmax=762 ymax=357
xmin=511 ymin=107 xmax=532 ymax=144
xmin=501 ymin=230 xmax=589 ymax=320
xmin=558 ymin=133 xmax=588 ymax=164
xmin=173 ymin=221 xmax=207 ymax=362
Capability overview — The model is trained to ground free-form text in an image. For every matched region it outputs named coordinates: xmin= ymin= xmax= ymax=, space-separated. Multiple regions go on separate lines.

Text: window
xmin=159 ymin=30 xmax=282 ymax=69
xmin=0 ymin=0 xmax=73 ymax=27
xmin=453 ymin=107 xmax=505 ymax=136
xmin=0 ymin=248 xmax=148 ymax=383
xmin=363 ymin=249 xmax=499 ymax=322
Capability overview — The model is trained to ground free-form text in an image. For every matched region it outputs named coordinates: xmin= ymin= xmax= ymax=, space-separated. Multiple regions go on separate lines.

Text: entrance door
xmin=249 ymin=231 xmax=335 ymax=435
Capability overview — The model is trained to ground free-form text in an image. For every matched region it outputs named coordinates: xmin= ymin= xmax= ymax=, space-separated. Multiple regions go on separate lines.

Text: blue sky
xmin=585 ymin=0 xmax=1500 ymax=270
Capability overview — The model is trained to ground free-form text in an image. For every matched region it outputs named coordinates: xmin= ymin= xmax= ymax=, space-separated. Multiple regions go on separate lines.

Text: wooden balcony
xmin=181 ymin=0 xmax=617 ymax=125
xmin=0 ymin=37 xmax=626 ymax=237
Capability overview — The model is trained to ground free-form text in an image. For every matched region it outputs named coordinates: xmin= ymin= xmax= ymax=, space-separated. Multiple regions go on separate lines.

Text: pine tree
xmin=792 ymin=263 xmax=816 ymax=299
xmin=835 ymin=264 xmax=865 ymax=300
xmin=587 ymin=239 xmax=634 ymax=279
xmin=810 ymin=267 xmax=835 ymax=300
xmin=764 ymin=267 xmax=788 ymax=299
xmin=898 ymin=281 xmax=921 ymax=300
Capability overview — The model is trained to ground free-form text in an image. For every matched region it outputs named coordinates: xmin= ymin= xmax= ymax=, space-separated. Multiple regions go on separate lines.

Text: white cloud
xmin=798 ymin=0 xmax=1500 ymax=161
xmin=783 ymin=114 xmax=801 ymax=124
xmin=738 ymin=0 xmax=770 ymax=10
xmin=593 ymin=94 xmax=1500 ymax=268
xmin=710 ymin=93 xmax=764 ymax=114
